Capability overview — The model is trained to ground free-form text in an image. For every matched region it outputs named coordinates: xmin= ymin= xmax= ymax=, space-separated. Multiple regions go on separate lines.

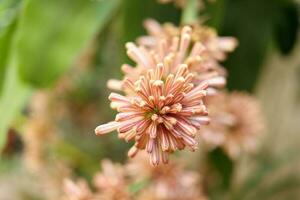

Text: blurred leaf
xmin=209 ymin=148 xmax=234 ymax=189
xmin=204 ymin=0 xmax=226 ymax=29
xmin=0 ymin=155 xmax=21 ymax=173
xmin=231 ymin=150 xmax=300 ymax=200
xmin=16 ymin=0 xmax=121 ymax=88
xmin=0 ymin=61 xmax=31 ymax=151
xmin=54 ymin=139 xmax=99 ymax=180
xmin=250 ymin=175 xmax=300 ymax=200
xmin=122 ymin=0 xmax=180 ymax=46
xmin=220 ymin=0 xmax=299 ymax=91
xmin=0 ymin=0 xmax=20 ymax=93
xmin=273 ymin=1 xmax=299 ymax=55
xmin=220 ymin=0 xmax=275 ymax=91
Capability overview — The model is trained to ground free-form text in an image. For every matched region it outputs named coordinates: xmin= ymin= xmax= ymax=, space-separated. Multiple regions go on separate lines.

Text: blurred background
xmin=0 ymin=0 xmax=300 ymax=199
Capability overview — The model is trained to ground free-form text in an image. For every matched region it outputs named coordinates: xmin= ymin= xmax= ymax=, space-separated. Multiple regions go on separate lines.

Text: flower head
xmin=108 ymin=22 xmax=234 ymax=95
xmin=201 ymin=92 xmax=264 ymax=158
xmin=96 ymin=64 xmax=210 ymax=165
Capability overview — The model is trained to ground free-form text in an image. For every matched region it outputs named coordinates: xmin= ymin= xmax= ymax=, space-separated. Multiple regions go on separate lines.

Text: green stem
xmin=181 ymin=0 xmax=198 ymax=25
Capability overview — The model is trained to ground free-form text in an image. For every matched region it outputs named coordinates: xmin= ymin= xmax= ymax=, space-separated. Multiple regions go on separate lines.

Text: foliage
xmin=0 ymin=0 xmax=121 ymax=150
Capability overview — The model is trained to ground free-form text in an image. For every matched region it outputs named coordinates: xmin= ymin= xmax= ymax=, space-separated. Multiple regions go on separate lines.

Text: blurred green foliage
xmin=0 ymin=0 xmax=20 ymax=93
xmin=122 ymin=0 xmax=180 ymax=48
xmin=0 ymin=63 xmax=30 ymax=150
xmin=0 ymin=0 xmax=121 ymax=150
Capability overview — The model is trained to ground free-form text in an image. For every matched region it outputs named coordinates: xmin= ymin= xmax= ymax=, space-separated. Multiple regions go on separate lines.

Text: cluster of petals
xmin=63 ymin=160 xmax=130 ymax=200
xmin=98 ymin=20 xmax=238 ymax=165
xmin=201 ymin=92 xmax=264 ymax=158
xmin=96 ymin=63 xmax=210 ymax=165
xmin=63 ymin=156 xmax=207 ymax=200
xmin=138 ymin=19 xmax=237 ymax=90
xmin=63 ymin=178 xmax=93 ymax=200
xmin=127 ymin=153 xmax=208 ymax=200
xmin=108 ymin=20 xmax=237 ymax=96
xmin=138 ymin=19 xmax=237 ymax=62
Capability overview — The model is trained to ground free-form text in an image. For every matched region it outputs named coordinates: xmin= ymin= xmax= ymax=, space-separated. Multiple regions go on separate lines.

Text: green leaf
xmin=16 ymin=0 xmax=121 ymax=88
xmin=219 ymin=0 xmax=299 ymax=91
xmin=220 ymin=0 xmax=276 ymax=91
xmin=0 ymin=61 xmax=31 ymax=150
xmin=204 ymin=0 xmax=226 ymax=29
xmin=0 ymin=0 xmax=21 ymax=93
xmin=122 ymin=0 xmax=181 ymax=45
xmin=208 ymin=148 xmax=234 ymax=189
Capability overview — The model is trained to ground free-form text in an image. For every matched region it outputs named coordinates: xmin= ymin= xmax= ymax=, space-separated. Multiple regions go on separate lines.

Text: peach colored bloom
xmin=127 ymin=153 xmax=208 ymax=200
xmin=108 ymin=21 xmax=236 ymax=96
xmin=93 ymin=160 xmax=131 ymax=200
xmin=201 ymin=92 xmax=264 ymax=158
xmin=63 ymin=179 xmax=93 ymax=200
xmin=62 ymin=160 xmax=131 ymax=200
xmin=138 ymin=19 xmax=237 ymax=62
xmin=96 ymin=64 xmax=210 ymax=165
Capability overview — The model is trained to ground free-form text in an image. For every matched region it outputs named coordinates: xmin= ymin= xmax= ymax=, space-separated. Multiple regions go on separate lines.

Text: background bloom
xmin=138 ymin=19 xmax=237 ymax=62
xmin=200 ymin=91 xmax=265 ymax=158
xmin=63 ymin=160 xmax=130 ymax=200
xmin=128 ymin=153 xmax=207 ymax=200
xmin=63 ymin=179 xmax=93 ymax=200
xmin=108 ymin=21 xmax=236 ymax=95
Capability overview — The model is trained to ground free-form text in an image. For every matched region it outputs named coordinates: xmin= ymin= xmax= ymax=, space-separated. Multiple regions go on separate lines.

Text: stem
xmin=181 ymin=0 xmax=198 ymax=25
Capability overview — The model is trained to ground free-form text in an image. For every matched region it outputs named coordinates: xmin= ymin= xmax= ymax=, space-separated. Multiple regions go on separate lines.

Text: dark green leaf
xmin=219 ymin=0 xmax=299 ymax=91
xmin=204 ymin=0 xmax=226 ymax=29
xmin=122 ymin=0 xmax=181 ymax=46
xmin=273 ymin=1 xmax=299 ymax=55
xmin=220 ymin=0 xmax=275 ymax=91
xmin=209 ymin=148 xmax=234 ymax=189
xmin=0 ymin=62 xmax=31 ymax=150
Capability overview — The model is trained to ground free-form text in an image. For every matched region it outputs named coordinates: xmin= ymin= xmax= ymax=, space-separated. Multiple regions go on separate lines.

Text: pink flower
xmin=138 ymin=19 xmax=237 ymax=62
xmin=63 ymin=160 xmax=131 ymax=200
xmin=127 ymin=153 xmax=208 ymax=200
xmin=93 ymin=160 xmax=131 ymax=200
xmin=96 ymin=64 xmax=210 ymax=165
xmin=63 ymin=178 xmax=93 ymax=200
xmin=201 ymin=92 xmax=264 ymax=158
xmin=108 ymin=22 xmax=234 ymax=96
